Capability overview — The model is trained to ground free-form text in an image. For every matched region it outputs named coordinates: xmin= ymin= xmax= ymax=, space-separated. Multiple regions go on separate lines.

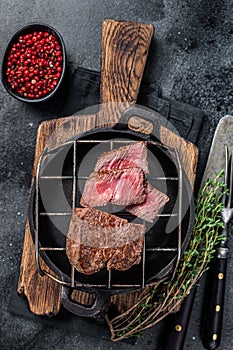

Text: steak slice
xmin=80 ymin=167 xmax=146 ymax=207
xmin=94 ymin=141 xmax=149 ymax=173
xmin=66 ymin=208 xmax=145 ymax=274
xmin=107 ymin=239 xmax=144 ymax=270
xmin=126 ymin=183 xmax=170 ymax=222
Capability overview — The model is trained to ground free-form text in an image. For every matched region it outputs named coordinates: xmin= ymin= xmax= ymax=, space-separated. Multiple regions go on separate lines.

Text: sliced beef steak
xmin=126 ymin=183 xmax=169 ymax=222
xmin=94 ymin=141 xmax=149 ymax=173
xmin=107 ymin=239 xmax=143 ymax=270
xmin=80 ymin=167 xmax=146 ymax=207
xmin=66 ymin=208 xmax=145 ymax=275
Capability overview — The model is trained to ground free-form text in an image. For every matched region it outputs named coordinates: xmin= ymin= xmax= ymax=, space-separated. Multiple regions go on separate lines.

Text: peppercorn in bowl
xmin=1 ymin=23 xmax=66 ymax=102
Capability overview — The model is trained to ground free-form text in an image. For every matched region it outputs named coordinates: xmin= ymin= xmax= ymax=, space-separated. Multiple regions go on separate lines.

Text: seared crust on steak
xmin=66 ymin=208 xmax=145 ymax=275
xmin=106 ymin=240 xmax=144 ymax=270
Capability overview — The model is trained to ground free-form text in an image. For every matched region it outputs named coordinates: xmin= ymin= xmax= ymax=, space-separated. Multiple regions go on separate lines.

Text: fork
xmin=202 ymin=146 xmax=233 ymax=350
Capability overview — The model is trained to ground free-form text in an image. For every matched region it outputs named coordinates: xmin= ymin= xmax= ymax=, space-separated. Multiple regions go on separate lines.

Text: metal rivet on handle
xmin=218 ymin=273 xmax=224 ymax=279
xmin=175 ymin=324 xmax=182 ymax=332
xmin=213 ymin=334 xmax=218 ymax=341
xmin=215 ymin=305 xmax=221 ymax=312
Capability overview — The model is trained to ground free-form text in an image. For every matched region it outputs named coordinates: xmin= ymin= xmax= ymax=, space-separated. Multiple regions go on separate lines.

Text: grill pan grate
xmin=34 ymin=139 xmax=183 ymax=289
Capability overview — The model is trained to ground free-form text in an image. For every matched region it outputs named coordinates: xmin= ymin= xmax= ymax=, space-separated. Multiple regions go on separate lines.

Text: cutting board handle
xmin=99 ymin=19 xmax=154 ymax=121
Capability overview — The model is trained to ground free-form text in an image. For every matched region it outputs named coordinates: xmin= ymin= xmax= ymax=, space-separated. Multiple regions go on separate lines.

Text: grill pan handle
xmin=61 ymin=286 xmax=109 ymax=317
xmin=113 ymin=105 xmax=160 ymax=140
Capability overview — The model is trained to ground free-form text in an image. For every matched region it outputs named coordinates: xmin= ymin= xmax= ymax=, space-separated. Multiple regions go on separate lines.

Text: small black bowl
xmin=1 ymin=23 xmax=66 ymax=103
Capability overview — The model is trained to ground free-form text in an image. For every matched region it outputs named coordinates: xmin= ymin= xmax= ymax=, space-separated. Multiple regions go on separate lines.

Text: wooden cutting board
xmin=17 ymin=19 xmax=198 ymax=317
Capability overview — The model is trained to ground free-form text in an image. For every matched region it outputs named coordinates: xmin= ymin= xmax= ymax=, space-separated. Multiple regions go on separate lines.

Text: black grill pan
xmin=28 ymin=108 xmax=195 ymax=317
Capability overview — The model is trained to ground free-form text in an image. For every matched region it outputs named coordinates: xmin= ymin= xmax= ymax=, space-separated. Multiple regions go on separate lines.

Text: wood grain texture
xmin=100 ymin=19 xmax=154 ymax=122
xmin=160 ymin=126 xmax=198 ymax=188
xmin=18 ymin=220 xmax=61 ymax=316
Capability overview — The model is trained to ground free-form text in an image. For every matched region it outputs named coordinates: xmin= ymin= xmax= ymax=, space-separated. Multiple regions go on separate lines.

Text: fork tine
xmin=223 ymin=145 xmax=229 ymax=207
xmin=227 ymin=150 xmax=233 ymax=208
xmin=224 ymin=145 xmax=229 ymax=185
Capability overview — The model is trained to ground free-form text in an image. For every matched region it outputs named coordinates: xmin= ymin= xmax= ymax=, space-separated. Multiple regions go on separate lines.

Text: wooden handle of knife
xmin=100 ymin=19 xmax=154 ymax=122
xmin=162 ymin=286 xmax=197 ymax=350
xmin=202 ymin=257 xmax=227 ymax=350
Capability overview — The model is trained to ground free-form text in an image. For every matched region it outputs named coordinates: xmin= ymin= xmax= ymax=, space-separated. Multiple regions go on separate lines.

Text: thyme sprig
xmin=106 ymin=170 xmax=227 ymax=341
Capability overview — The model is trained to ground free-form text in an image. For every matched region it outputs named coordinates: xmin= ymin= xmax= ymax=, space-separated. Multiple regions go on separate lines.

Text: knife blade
xmin=201 ymin=115 xmax=233 ymax=187
xmin=162 ymin=115 xmax=233 ymax=350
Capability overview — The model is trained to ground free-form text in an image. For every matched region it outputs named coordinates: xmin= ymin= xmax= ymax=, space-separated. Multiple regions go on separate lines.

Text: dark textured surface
xmin=0 ymin=1 xmax=232 ymax=349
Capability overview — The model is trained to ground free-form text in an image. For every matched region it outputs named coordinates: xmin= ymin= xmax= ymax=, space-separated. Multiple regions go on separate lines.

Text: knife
xmin=202 ymin=145 xmax=233 ymax=350
xmin=162 ymin=115 xmax=233 ymax=350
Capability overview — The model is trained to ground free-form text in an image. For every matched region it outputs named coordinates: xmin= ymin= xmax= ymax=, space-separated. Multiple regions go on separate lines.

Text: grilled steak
xmin=94 ymin=141 xmax=149 ymax=173
xmin=126 ymin=183 xmax=169 ymax=222
xmin=107 ymin=241 xmax=143 ymax=270
xmin=66 ymin=208 xmax=145 ymax=274
xmin=80 ymin=167 xmax=146 ymax=207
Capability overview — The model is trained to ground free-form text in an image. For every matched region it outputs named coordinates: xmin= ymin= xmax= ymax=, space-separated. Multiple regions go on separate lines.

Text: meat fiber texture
xmin=80 ymin=141 xmax=169 ymax=220
xmin=66 ymin=208 xmax=145 ymax=275
xmin=126 ymin=183 xmax=170 ymax=222
xmin=80 ymin=167 xmax=146 ymax=207
xmin=94 ymin=141 xmax=149 ymax=173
